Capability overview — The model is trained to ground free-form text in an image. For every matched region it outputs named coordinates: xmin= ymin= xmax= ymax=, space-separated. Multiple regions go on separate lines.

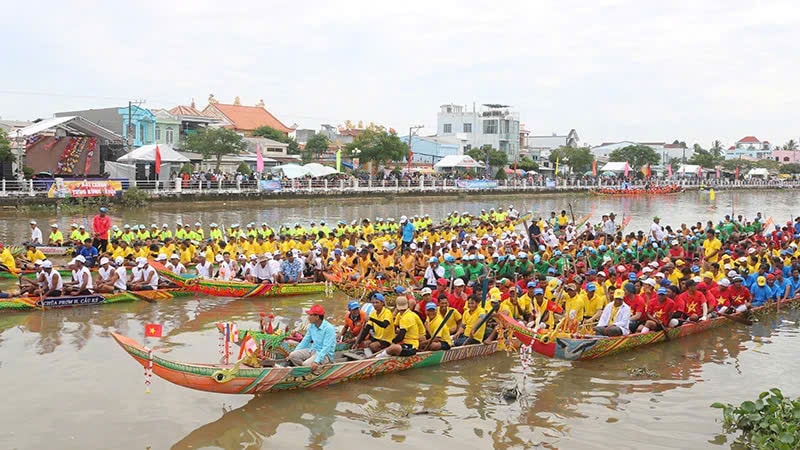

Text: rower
xmin=165 ymin=254 xmax=187 ymax=275
xmin=66 ymin=255 xmax=93 ymax=295
xmin=354 ymin=293 xmax=394 ymax=356
xmin=339 ymin=301 xmax=367 ymax=343
xmin=130 ymin=257 xmax=158 ymax=291
xmin=29 ymin=220 xmax=43 ymax=245
xmin=287 ymin=304 xmax=335 ymax=369
xmin=19 ymin=259 xmax=45 ymax=295
xmin=642 ymin=287 xmax=675 ymax=333
xmin=48 ymin=223 xmax=63 ymax=246
xmin=195 ymin=254 xmax=212 ymax=279
xmin=277 ymin=251 xmax=304 ymax=283
xmin=95 ymin=257 xmax=126 ymax=293
xmin=381 ymin=296 xmax=425 ymax=357
xmin=453 ymin=296 xmax=488 ymax=346
xmin=41 ymin=260 xmax=63 ymax=297
xmin=594 ymin=289 xmax=631 ymax=336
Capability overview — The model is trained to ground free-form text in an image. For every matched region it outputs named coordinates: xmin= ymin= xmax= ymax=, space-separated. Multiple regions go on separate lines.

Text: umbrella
xmin=601 ymin=171 xmax=617 ymax=176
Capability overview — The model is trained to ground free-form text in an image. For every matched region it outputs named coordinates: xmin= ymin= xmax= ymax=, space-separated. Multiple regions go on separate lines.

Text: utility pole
xmin=408 ymin=124 xmax=424 ymax=173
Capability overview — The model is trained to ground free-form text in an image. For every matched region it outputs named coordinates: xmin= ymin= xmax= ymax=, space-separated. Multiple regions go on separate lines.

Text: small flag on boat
xmin=145 ymin=323 xmax=163 ymax=338
xmin=238 ymin=332 xmax=258 ymax=359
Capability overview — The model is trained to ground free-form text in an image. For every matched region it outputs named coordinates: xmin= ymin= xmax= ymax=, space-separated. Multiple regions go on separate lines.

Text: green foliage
xmin=517 ymin=156 xmax=539 ymax=172
xmin=721 ymin=159 xmax=753 ymax=171
xmin=608 ymin=145 xmax=660 ymax=171
xmin=236 ymin=162 xmax=252 ymax=175
xmin=754 ymin=159 xmax=780 ymax=170
xmin=184 ymin=128 xmax=247 ymax=171
xmin=548 ymin=146 xmax=594 ymax=173
xmin=466 ymin=145 xmax=508 ymax=168
xmin=119 ymin=186 xmax=149 ymax=207
xmin=712 ymin=389 xmax=800 ymax=450
xmin=179 ymin=163 xmax=193 ymax=175
xmin=0 ymin=129 xmax=13 ymax=162
xmin=494 ymin=167 xmax=507 ymax=180
xmin=252 ymin=126 xmax=300 ymax=154
xmin=344 ymin=128 xmax=409 ymax=166
xmin=710 ymin=140 xmax=724 ymax=158
xmin=463 ymin=168 xmax=477 ymax=178
xmin=784 ymin=140 xmax=798 ymax=151
xmin=780 ymin=163 xmax=800 ymax=174
xmin=22 ymin=166 xmax=34 ymax=179
xmin=304 ymin=134 xmax=330 ymax=162
xmin=688 ymin=145 xmax=721 ymax=168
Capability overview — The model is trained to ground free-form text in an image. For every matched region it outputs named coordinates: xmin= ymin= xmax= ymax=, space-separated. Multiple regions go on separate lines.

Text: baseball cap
xmin=757 ymin=276 xmax=766 ymax=286
xmin=657 ymin=287 xmax=668 ymax=295
xmin=305 ymin=304 xmax=325 ymax=315
xmin=454 ymin=279 xmax=465 ymax=287
xmin=99 ymin=257 xmax=109 ymax=265
xmin=347 ymin=301 xmax=360 ymax=310
xmin=420 ymin=287 xmax=432 ymax=295
xmin=372 ymin=293 xmax=385 ymax=302
xmin=395 ymin=296 xmax=409 ymax=310
xmin=425 ymin=302 xmax=437 ymax=311
xmin=42 ymin=260 xmax=53 ymax=268
xmin=614 ymin=289 xmax=625 ymax=299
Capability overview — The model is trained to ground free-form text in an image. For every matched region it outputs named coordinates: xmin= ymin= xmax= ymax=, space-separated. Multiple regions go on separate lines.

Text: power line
xmin=0 ymin=89 xmax=132 ymax=102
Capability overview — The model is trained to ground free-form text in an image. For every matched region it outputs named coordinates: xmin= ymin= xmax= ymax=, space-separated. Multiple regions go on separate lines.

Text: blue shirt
xmin=296 ymin=319 xmax=336 ymax=363
xmin=401 ymin=222 xmax=415 ymax=243
xmin=788 ymin=276 xmax=800 ymax=297
xmin=279 ymin=258 xmax=303 ymax=282
xmin=750 ymin=285 xmax=775 ymax=307
xmin=78 ymin=245 xmax=98 ymax=266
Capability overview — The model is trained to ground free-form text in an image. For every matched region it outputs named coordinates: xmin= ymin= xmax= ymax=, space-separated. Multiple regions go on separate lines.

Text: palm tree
xmin=710 ymin=140 xmax=723 ymax=158
xmin=784 ymin=139 xmax=798 ymax=151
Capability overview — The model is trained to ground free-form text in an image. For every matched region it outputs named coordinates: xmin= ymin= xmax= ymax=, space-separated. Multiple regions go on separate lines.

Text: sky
xmin=1 ymin=0 xmax=799 ymax=148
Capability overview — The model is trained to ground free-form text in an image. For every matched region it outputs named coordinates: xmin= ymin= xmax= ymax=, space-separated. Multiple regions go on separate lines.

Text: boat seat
xmin=342 ymin=350 xmax=365 ymax=361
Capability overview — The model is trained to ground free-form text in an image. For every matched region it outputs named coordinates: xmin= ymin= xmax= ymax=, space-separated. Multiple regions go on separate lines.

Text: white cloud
xmin=1 ymin=0 xmax=799 ymax=148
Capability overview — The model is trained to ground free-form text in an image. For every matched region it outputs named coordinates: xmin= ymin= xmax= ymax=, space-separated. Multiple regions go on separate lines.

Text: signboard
xmin=258 ymin=180 xmax=282 ymax=192
xmin=545 ymin=180 xmax=557 ymax=190
xmin=38 ymin=295 xmax=106 ymax=308
xmin=456 ymin=180 xmax=498 ymax=189
xmin=47 ymin=179 xmax=123 ymax=198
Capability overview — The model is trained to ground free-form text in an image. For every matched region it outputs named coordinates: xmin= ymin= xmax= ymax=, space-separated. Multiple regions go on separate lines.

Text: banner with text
xmin=455 ymin=180 xmax=498 ymax=189
xmin=258 ymin=180 xmax=282 ymax=192
xmin=47 ymin=179 xmax=123 ymax=198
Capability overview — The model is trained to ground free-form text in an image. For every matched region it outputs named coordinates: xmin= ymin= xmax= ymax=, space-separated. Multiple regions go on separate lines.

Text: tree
xmin=780 ymin=163 xmax=800 ymax=174
xmin=608 ymin=145 xmax=659 ymax=170
xmin=548 ymin=146 xmax=594 ymax=173
xmin=466 ymin=145 xmax=508 ymax=168
xmin=252 ymin=125 xmax=300 ymax=155
xmin=721 ymin=159 xmax=753 ymax=172
xmin=236 ymin=162 xmax=252 ymax=175
xmin=672 ymin=139 xmax=687 ymax=149
xmin=710 ymin=140 xmax=724 ymax=158
xmin=784 ymin=139 xmax=798 ymax=151
xmin=344 ymin=128 xmax=409 ymax=166
xmin=753 ymin=159 xmax=780 ymax=171
xmin=0 ymin=129 xmax=13 ymax=162
xmin=304 ymin=134 xmax=330 ymax=161
xmin=668 ymin=157 xmax=682 ymax=171
xmin=184 ymin=127 xmax=247 ymax=171
xmin=688 ymin=146 xmax=719 ymax=168
xmin=517 ymin=156 xmax=539 ymax=172
xmin=495 ymin=167 xmax=508 ymax=180
xmin=179 ymin=163 xmax=193 ymax=175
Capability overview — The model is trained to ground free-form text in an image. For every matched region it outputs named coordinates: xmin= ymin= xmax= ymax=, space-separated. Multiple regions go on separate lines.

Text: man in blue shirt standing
xmin=78 ymin=238 xmax=99 ymax=267
xmin=288 ymin=304 xmax=336 ymax=369
xmin=399 ymin=215 xmax=415 ymax=251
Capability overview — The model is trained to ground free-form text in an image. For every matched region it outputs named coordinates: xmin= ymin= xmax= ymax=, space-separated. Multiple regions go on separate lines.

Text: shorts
xmin=629 ymin=320 xmax=643 ymax=333
xmin=373 ymin=339 xmax=391 ymax=348
xmin=438 ymin=342 xmax=451 ymax=351
xmin=137 ymin=286 xmax=155 ymax=291
xmin=398 ymin=343 xmax=417 ymax=356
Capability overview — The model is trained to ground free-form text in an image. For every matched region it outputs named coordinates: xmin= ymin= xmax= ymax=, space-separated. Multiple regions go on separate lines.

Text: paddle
xmin=423 ymin=308 xmax=454 ymax=351
xmin=468 ymin=302 xmax=500 ymax=343
xmin=568 ymin=203 xmax=576 ymax=225
xmin=721 ymin=310 xmax=753 ymax=326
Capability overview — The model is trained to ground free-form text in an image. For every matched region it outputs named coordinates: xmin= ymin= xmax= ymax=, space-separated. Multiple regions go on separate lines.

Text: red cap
xmin=437 ymin=278 xmax=448 ymax=286
xmin=766 ymin=274 xmax=775 ymax=281
xmin=305 ymin=304 xmax=325 ymax=316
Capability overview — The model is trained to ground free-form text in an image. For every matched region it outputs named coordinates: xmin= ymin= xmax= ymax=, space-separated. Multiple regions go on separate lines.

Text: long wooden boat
xmin=111 ymin=332 xmax=497 ymax=394
xmin=589 ymin=187 xmax=684 ymax=197
xmin=496 ymin=297 xmax=798 ymax=361
xmin=156 ymin=266 xmax=327 ymax=298
xmin=0 ymin=288 xmax=193 ymax=312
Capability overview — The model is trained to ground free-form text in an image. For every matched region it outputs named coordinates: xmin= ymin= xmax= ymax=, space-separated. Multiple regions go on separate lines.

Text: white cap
xmin=215 ymin=254 xmax=223 ymax=262
xmin=74 ymin=255 xmax=86 ymax=263
xmin=155 ymin=254 xmax=167 ymax=261
xmin=33 ymin=259 xmax=43 ymax=266
xmin=114 ymin=256 xmax=125 ymax=265
xmin=170 ymin=254 xmax=179 ymax=260
xmin=135 ymin=257 xmax=147 ymax=264
xmin=99 ymin=257 xmax=109 ymax=265
xmin=50 ymin=223 xmax=59 ymax=228
xmin=42 ymin=260 xmax=53 ymax=268
xmin=400 ymin=215 xmax=408 ymax=223
xmin=643 ymin=278 xmax=657 ymax=287
xmin=454 ymin=279 xmax=465 ymax=287
xmin=249 ymin=254 xmax=257 ymax=260
xmin=30 ymin=220 xmax=37 ymax=225
xmin=692 ymin=276 xmax=702 ymax=283
xmin=420 ymin=287 xmax=432 ymax=295
xmin=719 ymin=278 xmax=731 ymax=287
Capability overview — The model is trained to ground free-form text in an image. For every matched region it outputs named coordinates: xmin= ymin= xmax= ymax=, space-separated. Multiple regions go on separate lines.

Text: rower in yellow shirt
xmin=456 ymin=297 xmax=488 ymax=345
xmin=0 ymin=243 xmax=18 ymax=273
xmin=48 ymin=224 xmax=64 ymax=246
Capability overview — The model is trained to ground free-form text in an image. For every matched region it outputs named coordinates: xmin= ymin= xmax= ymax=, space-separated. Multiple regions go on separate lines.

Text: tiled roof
xmin=738 ymin=136 xmax=760 ymax=143
xmin=169 ymin=105 xmax=207 ymax=117
xmin=205 ymin=103 xmax=292 ymax=133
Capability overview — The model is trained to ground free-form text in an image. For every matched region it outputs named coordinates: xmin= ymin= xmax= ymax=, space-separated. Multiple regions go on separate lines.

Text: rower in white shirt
xmin=216 ymin=254 xmax=233 ymax=281
xmin=195 ymin=254 xmax=212 ymax=279
xmin=165 ymin=254 xmax=186 ymax=275
xmin=67 ymin=255 xmax=93 ymax=295
xmin=29 ymin=220 xmax=43 ymax=245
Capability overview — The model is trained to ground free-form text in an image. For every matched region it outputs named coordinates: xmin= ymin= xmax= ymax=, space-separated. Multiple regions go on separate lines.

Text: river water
xmin=1 ymin=189 xmax=799 ymax=449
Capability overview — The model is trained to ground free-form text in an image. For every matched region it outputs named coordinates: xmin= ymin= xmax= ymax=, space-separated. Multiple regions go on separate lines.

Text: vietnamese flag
xmin=145 ymin=323 xmax=163 ymax=338
xmin=154 ymin=144 xmax=162 ymax=175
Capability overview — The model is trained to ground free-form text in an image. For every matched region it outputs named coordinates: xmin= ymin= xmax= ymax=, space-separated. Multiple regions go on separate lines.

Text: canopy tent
xmin=747 ymin=168 xmax=770 ymax=178
xmin=105 ymin=161 xmax=136 ymax=180
xmin=599 ymin=162 xmax=628 ymax=172
xmin=677 ymin=164 xmax=702 ymax=175
xmin=303 ymin=163 xmax=339 ymax=178
xmin=118 ymin=144 xmax=189 ymax=181
xmin=433 ymin=155 xmax=483 ymax=171
xmin=271 ymin=163 xmax=312 ymax=179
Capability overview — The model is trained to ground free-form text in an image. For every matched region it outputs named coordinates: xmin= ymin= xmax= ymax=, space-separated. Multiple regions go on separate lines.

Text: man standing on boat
xmin=399 ymin=216 xmax=415 ymax=251
xmin=92 ymin=207 xmax=111 ymax=252
xmin=288 ymin=304 xmax=335 ymax=369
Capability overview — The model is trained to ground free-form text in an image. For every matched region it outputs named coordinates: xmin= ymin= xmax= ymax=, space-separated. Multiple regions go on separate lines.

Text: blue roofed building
xmin=402 ymin=135 xmax=464 ymax=165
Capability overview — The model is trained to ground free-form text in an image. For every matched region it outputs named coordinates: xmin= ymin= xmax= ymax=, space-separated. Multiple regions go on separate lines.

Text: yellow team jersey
xmin=702 ymin=238 xmax=722 ymax=263
xmin=426 ymin=312 xmax=454 ymax=346
xmin=584 ymin=292 xmax=608 ymax=318
xmin=369 ymin=307 xmax=395 ymax=343
xmin=462 ymin=306 xmax=487 ymax=342
xmin=27 ymin=249 xmax=46 ymax=262
xmin=395 ymin=310 xmax=425 ymax=349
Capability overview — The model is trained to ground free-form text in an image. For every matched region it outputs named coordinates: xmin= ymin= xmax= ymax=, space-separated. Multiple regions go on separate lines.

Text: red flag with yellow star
xmin=145 ymin=323 xmax=162 ymax=338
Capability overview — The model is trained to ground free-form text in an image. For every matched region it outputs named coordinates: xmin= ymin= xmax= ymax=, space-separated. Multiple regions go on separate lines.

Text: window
xmin=165 ymin=128 xmax=174 ymax=145
xmin=155 ymin=126 xmax=161 ymax=141
xmin=500 ymin=120 xmax=510 ymax=134
xmin=139 ymin=124 xmax=145 ymax=141
xmin=483 ymin=120 xmax=498 ymax=134
xmin=443 ymin=124 xmax=452 ymax=134
xmin=463 ymin=123 xmax=472 ymax=133
xmin=784 ymin=157 xmax=790 ymax=162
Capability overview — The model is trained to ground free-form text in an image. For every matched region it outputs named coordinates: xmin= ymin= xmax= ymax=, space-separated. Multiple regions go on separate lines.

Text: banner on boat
xmin=39 ymin=295 xmax=105 ymax=308
xmin=47 ymin=179 xmax=123 ymax=198
xmin=455 ymin=180 xmax=498 ymax=190
xmin=258 ymin=180 xmax=282 ymax=192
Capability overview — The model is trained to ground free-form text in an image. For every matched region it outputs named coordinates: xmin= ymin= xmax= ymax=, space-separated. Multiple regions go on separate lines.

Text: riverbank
xmin=1 ymin=179 xmax=797 ymax=210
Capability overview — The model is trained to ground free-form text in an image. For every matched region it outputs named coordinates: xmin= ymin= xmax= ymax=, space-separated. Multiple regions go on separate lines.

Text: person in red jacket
xmin=92 ymin=207 xmax=111 ymax=252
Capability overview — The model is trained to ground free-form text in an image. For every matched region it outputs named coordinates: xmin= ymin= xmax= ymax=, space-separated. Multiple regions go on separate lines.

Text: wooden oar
xmin=469 ymin=302 xmax=500 ymax=342
xmin=721 ymin=311 xmax=753 ymax=326
xmin=423 ymin=308 xmax=454 ymax=351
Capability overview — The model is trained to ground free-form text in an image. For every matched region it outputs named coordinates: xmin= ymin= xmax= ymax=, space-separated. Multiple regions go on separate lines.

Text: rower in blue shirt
xmin=78 ymin=238 xmax=99 ymax=267
xmin=750 ymin=276 xmax=776 ymax=307
xmin=288 ymin=304 xmax=336 ymax=369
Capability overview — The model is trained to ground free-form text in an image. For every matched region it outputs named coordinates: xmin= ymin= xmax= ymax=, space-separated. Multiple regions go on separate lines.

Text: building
xmin=402 ymin=135 xmax=463 ymax=165
xmin=55 ymin=105 xmax=156 ymax=149
xmin=201 ymin=95 xmax=292 ymax=135
xmin=591 ymin=141 xmax=686 ymax=167
xmin=522 ymin=129 xmax=580 ymax=163
xmin=168 ymin=101 xmax=220 ymax=147
xmin=436 ymin=103 xmax=520 ymax=159
xmin=151 ymin=109 xmax=181 ymax=148
xmin=769 ymin=150 xmax=800 ymax=163
xmin=290 ymin=128 xmax=316 ymax=145
xmin=724 ymin=136 xmax=772 ymax=160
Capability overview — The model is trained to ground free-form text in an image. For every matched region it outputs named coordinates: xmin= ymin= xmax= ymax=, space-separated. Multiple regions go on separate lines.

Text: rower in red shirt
xmin=644 ymin=287 xmax=675 ymax=333
xmin=446 ymin=278 xmax=469 ymax=313
xmin=623 ymin=283 xmax=646 ymax=333
xmin=726 ymin=275 xmax=752 ymax=313
xmin=676 ymin=279 xmax=708 ymax=322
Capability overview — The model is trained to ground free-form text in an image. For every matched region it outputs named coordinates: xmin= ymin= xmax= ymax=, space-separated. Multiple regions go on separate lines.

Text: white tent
xmin=118 ymin=144 xmax=189 ymax=181
xmin=303 ymin=163 xmax=338 ymax=177
xmin=434 ymin=155 xmax=483 ymax=170
xmin=677 ymin=164 xmax=702 ymax=175
xmin=105 ymin=161 xmax=136 ymax=180
xmin=747 ymin=168 xmax=769 ymax=178
xmin=271 ymin=163 xmax=311 ymax=179
xmin=599 ymin=162 xmax=629 ymax=172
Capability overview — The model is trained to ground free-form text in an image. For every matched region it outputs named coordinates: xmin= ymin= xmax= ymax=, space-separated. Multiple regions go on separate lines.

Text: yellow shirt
xmin=702 ymin=238 xmax=722 ymax=263
xmin=499 ymin=300 xmax=529 ymax=321
xmin=584 ymin=291 xmax=607 ymax=318
xmin=48 ymin=231 xmax=64 ymax=245
xmin=0 ymin=248 xmax=17 ymax=272
xmin=426 ymin=312 xmax=454 ymax=346
xmin=27 ymin=249 xmax=46 ymax=262
xmin=563 ymin=293 xmax=586 ymax=321
xmin=369 ymin=307 xmax=395 ymax=343
xmin=180 ymin=248 xmax=193 ymax=265
xmin=462 ymin=306 xmax=487 ymax=342
xmin=395 ymin=310 xmax=425 ymax=349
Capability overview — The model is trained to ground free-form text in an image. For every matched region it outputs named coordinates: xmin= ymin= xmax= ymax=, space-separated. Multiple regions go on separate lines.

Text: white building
xmin=591 ymin=141 xmax=687 ymax=167
xmin=437 ymin=104 xmax=520 ymax=159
